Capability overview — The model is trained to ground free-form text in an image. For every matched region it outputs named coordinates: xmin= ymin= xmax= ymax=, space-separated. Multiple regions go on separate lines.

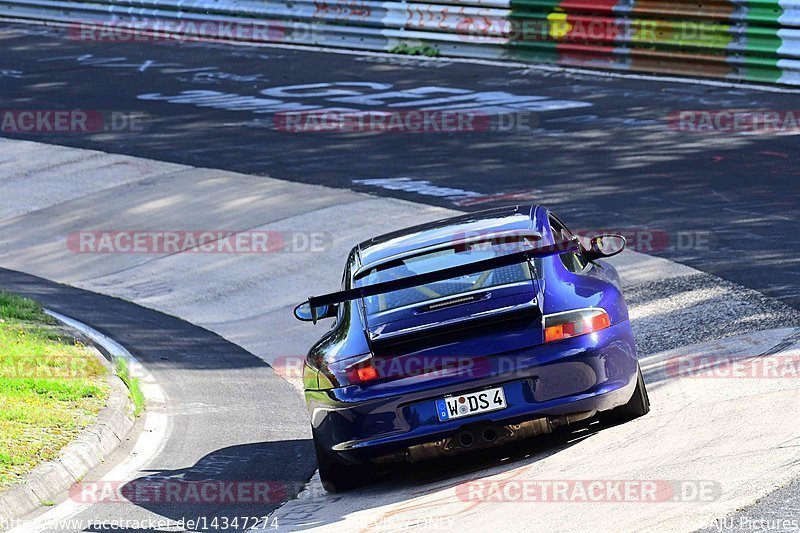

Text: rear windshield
xmin=355 ymin=238 xmax=535 ymax=314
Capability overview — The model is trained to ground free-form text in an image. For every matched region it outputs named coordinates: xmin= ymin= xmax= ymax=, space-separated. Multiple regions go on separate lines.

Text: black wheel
xmin=603 ymin=364 xmax=650 ymax=423
xmin=314 ymin=433 xmax=375 ymax=493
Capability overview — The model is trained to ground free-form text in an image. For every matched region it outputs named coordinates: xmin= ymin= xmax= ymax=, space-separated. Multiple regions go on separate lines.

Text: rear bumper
xmin=305 ymin=320 xmax=638 ymax=463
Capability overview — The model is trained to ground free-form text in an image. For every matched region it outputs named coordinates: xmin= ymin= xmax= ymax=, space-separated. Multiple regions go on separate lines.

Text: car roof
xmin=357 ymin=205 xmax=541 ymax=269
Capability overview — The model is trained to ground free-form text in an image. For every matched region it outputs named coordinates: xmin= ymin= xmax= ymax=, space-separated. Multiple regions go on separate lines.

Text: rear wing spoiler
xmin=305 ymin=238 xmax=580 ymax=321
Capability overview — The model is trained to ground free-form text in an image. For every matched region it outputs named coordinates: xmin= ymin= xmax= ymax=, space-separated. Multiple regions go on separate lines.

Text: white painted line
xmin=8 ymin=311 xmax=170 ymax=533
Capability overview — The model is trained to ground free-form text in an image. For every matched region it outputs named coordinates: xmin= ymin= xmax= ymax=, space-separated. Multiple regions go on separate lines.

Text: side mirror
xmin=293 ymin=302 xmax=336 ymax=323
xmin=585 ymin=234 xmax=626 ymax=261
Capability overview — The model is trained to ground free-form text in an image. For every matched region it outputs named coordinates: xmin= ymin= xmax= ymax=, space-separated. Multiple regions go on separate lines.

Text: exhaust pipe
xmin=549 ymin=410 xmax=596 ymax=428
xmin=375 ymin=411 xmax=599 ymax=463
xmin=481 ymin=426 xmax=498 ymax=444
xmin=457 ymin=430 xmax=475 ymax=448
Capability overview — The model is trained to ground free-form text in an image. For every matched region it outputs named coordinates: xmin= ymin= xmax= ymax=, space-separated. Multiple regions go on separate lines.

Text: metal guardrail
xmin=0 ymin=0 xmax=799 ymax=85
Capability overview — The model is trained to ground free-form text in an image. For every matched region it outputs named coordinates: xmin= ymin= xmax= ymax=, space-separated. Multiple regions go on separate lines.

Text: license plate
xmin=436 ymin=386 xmax=507 ymax=422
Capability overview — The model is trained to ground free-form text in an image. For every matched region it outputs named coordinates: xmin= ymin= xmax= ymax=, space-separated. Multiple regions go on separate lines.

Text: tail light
xmin=543 ymin=308 xmax=611 ymax=343
xmin=344 ymin=356 xmax=380 ymax=385
xmin=329 ymin=353 xmax=484 ymax=387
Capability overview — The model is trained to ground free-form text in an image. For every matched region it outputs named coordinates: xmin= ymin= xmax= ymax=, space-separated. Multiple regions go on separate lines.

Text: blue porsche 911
xmin=293 ymin=205 xmax=649 ymax=492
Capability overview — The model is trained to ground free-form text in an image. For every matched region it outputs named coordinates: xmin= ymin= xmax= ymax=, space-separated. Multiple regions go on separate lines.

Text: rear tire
xmin=314 ymin=433 xmax=375 ymax=493
xmin=604 ymin=364 xmax=650 ymax=423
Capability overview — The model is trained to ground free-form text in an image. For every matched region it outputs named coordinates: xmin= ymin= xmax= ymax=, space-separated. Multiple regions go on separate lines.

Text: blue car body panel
xmin=302 ymin=204 xmax=639 ymax=464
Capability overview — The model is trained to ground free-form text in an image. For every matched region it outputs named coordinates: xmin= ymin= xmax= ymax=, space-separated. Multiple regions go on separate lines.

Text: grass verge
xmin=113 ymin=358 xmax=144 ymax=417
xmin=0 ymin=291 xmax=109 ymax=491
xmin=389 ymin=43 xmax=440 ymax=56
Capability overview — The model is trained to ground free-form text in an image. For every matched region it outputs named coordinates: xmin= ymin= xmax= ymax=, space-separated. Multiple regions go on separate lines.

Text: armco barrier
xmin=0 ymin=0 xmax=799 ymax=85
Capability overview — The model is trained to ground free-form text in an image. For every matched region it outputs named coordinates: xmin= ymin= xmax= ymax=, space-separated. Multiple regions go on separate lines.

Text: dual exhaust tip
xmin=456 ymin=411 xmax=596 ymax=449
xmin=391 ymin=412 xmax=596 ymax=463
xmin=457 ymin=427 xmax=498 ymax=448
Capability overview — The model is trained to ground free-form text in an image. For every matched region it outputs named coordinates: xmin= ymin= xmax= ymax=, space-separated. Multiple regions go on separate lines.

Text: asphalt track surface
xmin=0 ymin=136 xmax=799 ymax=532
xmin=2 ymin=19 xmax=800 ymax=532
xmin=0 ymin=22 xmax=799 ymax=311
xmin=0 ymin=268 xmax=315 ymax=530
